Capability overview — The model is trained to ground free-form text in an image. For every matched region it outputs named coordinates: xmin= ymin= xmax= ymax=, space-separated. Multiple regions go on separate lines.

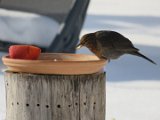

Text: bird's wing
xmin=95 ymin=31 xmax=115 ymax=49
xmin=95 ymin=31 xmax=139 ymax=52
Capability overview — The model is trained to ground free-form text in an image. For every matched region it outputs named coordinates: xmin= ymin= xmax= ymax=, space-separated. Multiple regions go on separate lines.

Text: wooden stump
xmin=4 ymin=71 xmax=106 ymax=120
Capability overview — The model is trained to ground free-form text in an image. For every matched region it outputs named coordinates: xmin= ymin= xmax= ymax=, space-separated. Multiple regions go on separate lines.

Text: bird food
xmin=9 ymin=45 xmax=41 ymax=60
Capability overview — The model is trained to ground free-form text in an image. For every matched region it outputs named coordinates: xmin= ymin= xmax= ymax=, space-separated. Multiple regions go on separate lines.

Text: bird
xmin=76 ymin=30 xmax=156 ymax=64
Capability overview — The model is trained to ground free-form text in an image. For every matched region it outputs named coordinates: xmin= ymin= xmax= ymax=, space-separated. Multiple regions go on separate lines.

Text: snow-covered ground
xmin=0 ymin=0 xmax=160 ymax=120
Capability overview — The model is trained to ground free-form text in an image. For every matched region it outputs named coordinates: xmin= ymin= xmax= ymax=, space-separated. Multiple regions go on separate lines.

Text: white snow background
xmin=0 ymin=0 xmax=160 ymax=120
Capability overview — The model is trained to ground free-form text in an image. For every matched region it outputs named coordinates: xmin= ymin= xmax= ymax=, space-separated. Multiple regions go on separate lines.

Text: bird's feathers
xmin=95 ymin=31 xmax=138 ymax=52
xmin=129 ymin=51 xmax=156 ymax=64
xmin=78 ymin=30 xmax=156 ymax=64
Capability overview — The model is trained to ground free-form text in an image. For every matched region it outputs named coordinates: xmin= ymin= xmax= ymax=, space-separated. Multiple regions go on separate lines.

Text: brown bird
xmin=76 ymin=30 xmax=156 ymax=64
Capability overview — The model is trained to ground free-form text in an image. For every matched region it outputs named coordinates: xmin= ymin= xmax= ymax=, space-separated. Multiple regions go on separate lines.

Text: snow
xmin=0 ymin=8 xmax=59 ymax=47
xmin=0 ymin=0 xmax=160 ymax=120
xmin=107 ymin=81 xmax=160 ymax=120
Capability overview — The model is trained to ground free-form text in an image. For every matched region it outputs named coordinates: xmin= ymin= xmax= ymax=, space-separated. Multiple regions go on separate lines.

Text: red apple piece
xmin=9 ymin=45 xmax=41 ymax=60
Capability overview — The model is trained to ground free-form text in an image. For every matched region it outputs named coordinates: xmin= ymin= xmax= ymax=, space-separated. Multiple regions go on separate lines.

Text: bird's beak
xmin=76 ymin=43 xmax=83 ymax=49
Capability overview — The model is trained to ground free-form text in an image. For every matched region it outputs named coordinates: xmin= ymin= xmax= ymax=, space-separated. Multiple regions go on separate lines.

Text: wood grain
xmin=5 ymin=71 xmax=106 ymax=120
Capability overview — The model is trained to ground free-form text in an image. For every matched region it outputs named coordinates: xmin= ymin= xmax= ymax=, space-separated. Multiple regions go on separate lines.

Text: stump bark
xmin=4 ymin=71 xmax=106 ymax=120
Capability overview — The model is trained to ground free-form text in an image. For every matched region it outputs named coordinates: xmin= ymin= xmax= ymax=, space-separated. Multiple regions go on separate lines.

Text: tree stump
xmin=4 ymin=71 xmax=106 ymax=120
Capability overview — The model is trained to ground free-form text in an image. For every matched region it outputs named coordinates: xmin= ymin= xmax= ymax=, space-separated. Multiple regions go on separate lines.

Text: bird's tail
xmin=129 ymin=51 xmax=156 ymax=65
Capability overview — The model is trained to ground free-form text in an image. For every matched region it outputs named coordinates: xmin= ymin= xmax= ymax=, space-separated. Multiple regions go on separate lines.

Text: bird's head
xmin=76 ymin=33 xmax=96 ymax=49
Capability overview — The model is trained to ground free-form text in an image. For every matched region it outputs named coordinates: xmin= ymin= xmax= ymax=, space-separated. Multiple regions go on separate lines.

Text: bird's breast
xmin=87 ymin=45 xmax=101 ymax=58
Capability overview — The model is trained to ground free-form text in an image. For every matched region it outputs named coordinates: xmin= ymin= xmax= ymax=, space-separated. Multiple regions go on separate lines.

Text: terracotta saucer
xmin=2 ymin=53 xmax=107 ymax=75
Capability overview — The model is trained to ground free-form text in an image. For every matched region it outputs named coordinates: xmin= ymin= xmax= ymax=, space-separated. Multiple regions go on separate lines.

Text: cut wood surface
xmin=5 ymin=71 xmax=106 ymax=120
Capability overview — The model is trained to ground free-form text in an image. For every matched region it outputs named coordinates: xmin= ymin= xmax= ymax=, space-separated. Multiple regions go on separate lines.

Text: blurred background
xmin=0 ymin=0 xmax=160 ymax=120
